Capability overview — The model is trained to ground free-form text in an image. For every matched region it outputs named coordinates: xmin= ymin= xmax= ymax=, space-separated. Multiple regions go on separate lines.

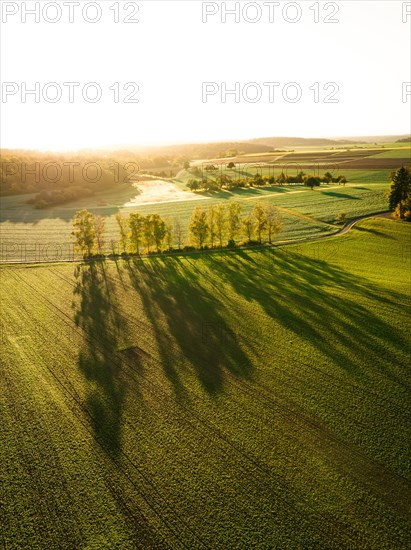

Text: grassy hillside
xmin=1 ymin=219 xmax=410 ymax=548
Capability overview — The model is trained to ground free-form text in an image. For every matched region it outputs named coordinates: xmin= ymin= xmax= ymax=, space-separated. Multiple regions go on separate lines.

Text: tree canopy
xmin=388 ymin=166 xmax=411 ymax=220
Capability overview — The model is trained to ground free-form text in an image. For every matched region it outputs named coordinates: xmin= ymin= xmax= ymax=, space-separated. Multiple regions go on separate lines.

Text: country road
xmin=273 ymin=211 xmax=392 ymax=246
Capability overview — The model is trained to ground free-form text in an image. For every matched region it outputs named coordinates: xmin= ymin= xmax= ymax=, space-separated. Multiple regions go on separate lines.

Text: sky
xmin=1 ymin=0 xmax=410 ymax=151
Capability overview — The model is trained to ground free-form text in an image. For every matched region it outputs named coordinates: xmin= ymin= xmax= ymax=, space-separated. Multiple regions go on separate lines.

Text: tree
xmin=173 ymin=218 xmax=183 ymax=250
xmin=189 ymin=207 xmax=209 ymax=248
xmin=129 ymin=212 xmax=145 ymax=254
xmin=207 ymin=205 xmax=217 ymax=248
xmin=227 ymin=162 xmax=235 ymax=169
xmin=94 ymin=215 xmax=105 ymax=254
xmin=295 ymin=170 xmax=305 ymax=183
xmin=388 ymin=166 xmax=411 ymax=219
xmin=187 ymin=179 xmax=200 ymax=191
xmin=115 ymin=212 xmax=129 ymax=252
xmin=164 ymin=217 xmax=173 ymax=250
xmin=72 ymin=209 xmax=96 ymax=257
xmin=304 ymin=176 xmax=321 ymax=190
xmin=265 ymin=204 xmax=283 ymax=243
xmin=253 ymin=205 xmax=267 ymax=244
xmin=323 ymin=171 xmax=333 ymax=184
xmin=215 ymin=204 xmax=227 ymax=248
xmin=228 ymin=202 xmax=243 ymax=243
xmin=403 ymin=196 xmax=411 ymax=220
xmin=277 ymin=172 xmax=286 ymax=185
xmin=143 ymin=215 xmax=155 ymax=253
xmin=242 ymin=212 xmax=254 ymax=242
xmin=151 ymin=214 xmax=167 ymax=252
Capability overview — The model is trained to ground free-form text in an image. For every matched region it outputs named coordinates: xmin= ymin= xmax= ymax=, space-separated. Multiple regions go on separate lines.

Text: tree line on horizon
xmin=71 ymin=202 xmax=283 ymax=258
xmin=186 ymin=168 xmax=347 ymax=192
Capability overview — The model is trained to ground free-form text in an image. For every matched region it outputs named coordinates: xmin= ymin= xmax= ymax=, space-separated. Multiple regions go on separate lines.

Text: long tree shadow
xmin=72 ymin=261 xmax=129 ymax=459
xmin=205 ymin=248 xmax=410 ymax=390
xmin=320 ymin=191 xmax=360 ymax=199
xmin=354 ymin=225 xmax=395 ymax=238
xmin=123 ymin=256 xmax=254 ymax=397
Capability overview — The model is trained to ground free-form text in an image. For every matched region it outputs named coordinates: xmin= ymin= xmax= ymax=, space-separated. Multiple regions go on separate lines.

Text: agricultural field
xmin=3 ymin=150 xmax=409 ymax=263
xmin=0 ymin=182 xmax=387 ymax=263
xmin=190 ymin=142 xmax=411 ymax=167
xmin=1 ymin=218 xmax=410 ymax=548
xmin=369 ymin=148 xmax=411 ymax=159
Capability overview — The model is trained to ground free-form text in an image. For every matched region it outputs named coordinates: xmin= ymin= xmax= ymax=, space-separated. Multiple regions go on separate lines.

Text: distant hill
xmin=247 ymin=137 xmax=362 ymax=148
xmin=79 ymin=134 xmax=411 ymax=160
xmin=140 ymin=141 xmax=273 ymax=159
xmin=338 ymin=135 xmax=410 ymax=143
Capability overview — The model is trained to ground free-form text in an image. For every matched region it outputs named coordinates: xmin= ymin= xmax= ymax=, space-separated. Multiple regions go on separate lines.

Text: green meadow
xmin=3 ymin=141 xmax=409 ymax=262
xmin=0 ymin=180 xmax=390 ymax=263
xmin=1 ymin=218 xmax=410 ymax=548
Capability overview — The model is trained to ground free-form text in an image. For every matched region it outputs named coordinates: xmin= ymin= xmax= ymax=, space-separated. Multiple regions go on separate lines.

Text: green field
xmin=0 ymin=181 xmax=390 ymax=263
xmin=1 ymin=218 xmax=410 ymax=548
xmin=370 ymin=148 xmax=411 ymax=159
xmin=2 ymin=142 xmax=409 ymax=263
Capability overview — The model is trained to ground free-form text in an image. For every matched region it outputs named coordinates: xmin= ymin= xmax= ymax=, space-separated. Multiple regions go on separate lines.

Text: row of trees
xmin=114 ymin=212 xmax=177 ymax=254
xmin=72 ymin=210 xmax=184 ymax=257
xmin=71 ymin=202 xmax=283 ymax=257
xmin=388 ymin=166 xmax=411 ymax=220
xmin=186 ymin=171 xmax=347 ymax=192
xmin=189 ymin=203 xmax=282 ymax=248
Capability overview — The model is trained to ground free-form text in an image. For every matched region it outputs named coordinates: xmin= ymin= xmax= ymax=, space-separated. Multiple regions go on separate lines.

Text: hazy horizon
xmin=1 ymin=132 xmax=410 ymax=155
xmin=1 ymin=1 xmax=410 ymax=151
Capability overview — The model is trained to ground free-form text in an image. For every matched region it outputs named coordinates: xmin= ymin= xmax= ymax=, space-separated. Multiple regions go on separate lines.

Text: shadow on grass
xmin=203 ymin=248 xmax=410 ymax=388
xmin=190 ymin=184 xmax=297 ymax=200
xmin=320 ymin=191 xmax=361 ymax=200
xmin=70 ymin=244 xmax=409 ymax=456
xmin=122 ymin=256 xmax=254 ymax=397
xmin=72 ymin=261 xmax=129 ymax=459
xmin=354 ymin=225 xmax=395 ymax=238
xmin=113 ymin=243 xmax=410 ymax=396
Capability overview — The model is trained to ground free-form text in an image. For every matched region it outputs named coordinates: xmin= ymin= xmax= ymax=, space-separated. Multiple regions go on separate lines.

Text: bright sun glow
xmin=1 ymin=0 xmax=410 ymax=151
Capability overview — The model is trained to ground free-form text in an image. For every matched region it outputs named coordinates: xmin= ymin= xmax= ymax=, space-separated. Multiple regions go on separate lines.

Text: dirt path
xmin=272 ymin=211 xmax=392 ymax=247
